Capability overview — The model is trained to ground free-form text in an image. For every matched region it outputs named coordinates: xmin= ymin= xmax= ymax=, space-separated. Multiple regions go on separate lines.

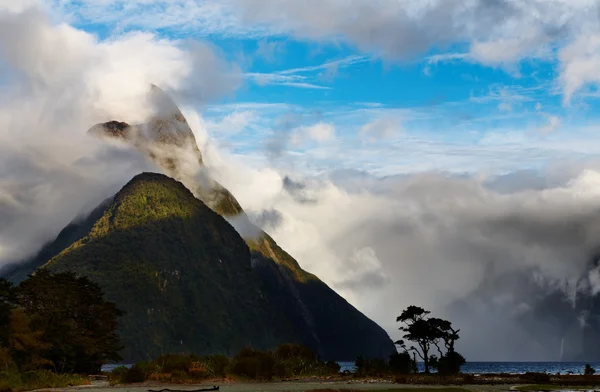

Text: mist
xmin=0 ymin=4 xmax=238 ymax=262
xmin=3 ymin=2 xmax=600 ymax=362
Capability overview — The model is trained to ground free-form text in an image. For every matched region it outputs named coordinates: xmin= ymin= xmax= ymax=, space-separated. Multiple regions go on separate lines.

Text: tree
xmin=16 ymin=270 xmax=123 ymax=373
xmin=585 ymin=364 xmax=596 ymax=376
xmin=395 ymin=306 xmax=465 ymax=374
xmin=0 ymin=278 xmax=16 ymax=346
xmin=6 ymin=308 xmax=51 ymax=371
xmin=396 ymin=306 xmax=437 ymax=373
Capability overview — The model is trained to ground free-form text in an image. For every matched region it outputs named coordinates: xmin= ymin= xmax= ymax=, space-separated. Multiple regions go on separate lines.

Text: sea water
xmin=337 ymin=361 xmax=600 ymax=375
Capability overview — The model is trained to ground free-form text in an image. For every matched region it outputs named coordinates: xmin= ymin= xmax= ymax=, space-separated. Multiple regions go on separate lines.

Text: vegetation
xmin=354 ymin=351 xmax=415 ymax=377
xmin=395 ymin=306 xmax=465 ymax=374
xmin=584 ymin=364 xmax=595 ymax=375
xmin=109 ymin=344 xmax=341 ymax=384
xmin=0 ymin=271 xmax=121 ymax=391
xmin=0 ymin=370 xmax=90 ymax=392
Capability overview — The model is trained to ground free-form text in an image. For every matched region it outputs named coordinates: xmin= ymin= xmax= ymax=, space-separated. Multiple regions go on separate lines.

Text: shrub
xmin=154 ymin=354 xmax=192 ymax=374
xmin=325 ymin=361 xmax=341 ymax=374
xmin=170 ymin=370 xmax=188 ymax=382
xmin=0 ymin=347 xmax=16 ymax=372
xmin=109 ymin=364 xmax=149 ymax=384
xmin=230 ymin=348 xmax=275 ymax=380
xmin=585 ymin=364 xmax=596 ymax=376
xmin=124 ymin=363 xmax=150 ymax=383
xmin=355 ymin=355 xmax=389 ymax=377
xmin=389 ymin=352 xmax=414 ymax=375
xmin=435 ymin=351 xmax=466 ymax=375
xmin=200 ymin=355 xmax=230 ymax=378
xmin=274 ymin=344 xmax=316 ymax=362
xmin=523 ymin=372 xmax=550 ymax=383
xmin=108 ymin=366 xmax=129 ymax=385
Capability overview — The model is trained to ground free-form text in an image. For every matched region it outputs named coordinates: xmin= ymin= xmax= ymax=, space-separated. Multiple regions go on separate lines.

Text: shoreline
xmin=35 ymin=375 xmax=600 ymax=392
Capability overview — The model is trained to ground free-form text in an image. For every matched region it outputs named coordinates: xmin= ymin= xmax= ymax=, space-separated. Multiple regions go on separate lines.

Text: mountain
xmin=1 ymin=86 xmax=396 ymax=361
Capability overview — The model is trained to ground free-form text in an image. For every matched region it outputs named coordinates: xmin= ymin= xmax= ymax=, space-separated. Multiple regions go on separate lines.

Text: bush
xmin=274 ymin=344 xmax=316 ymax=362
xmin=124 ymin=363 xmax=150 ymax=383
xmin=109 ymin=364 xmax=149 ymax=384
xmin=325 ymin=361 xmax=341 ymax=374
xmin=435 ymin=351 xmax=466 ymax=375
xmin=0 ymin=347 xmax=16 ymax=372
xmin=169 ymin=370 xmax=188 ymax=382
xmin=355 ymin=355 xmax=389 ymax=377
xmin=230 ymin=348 xmax=275 ymax=380
xmin=523 ymin=372 xmax=550 ymax=383
xmin=154 ymin=354 xmax=192 ymax=374
xmin=200 ymin=355 xmax=230 ymax=378
xmin=389 ymin=352 xmax=414 ymax=375
xmin=585 ymin=364 xmax=596 ymax=376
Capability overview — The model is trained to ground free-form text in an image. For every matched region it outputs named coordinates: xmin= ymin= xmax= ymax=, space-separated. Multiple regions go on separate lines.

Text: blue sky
xmin=28 ymin=0 xmax=600 ymax=176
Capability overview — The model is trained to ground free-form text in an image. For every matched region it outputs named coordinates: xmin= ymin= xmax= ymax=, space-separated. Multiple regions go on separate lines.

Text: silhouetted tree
xmin=396 ymin=306 xmax=437 ymax=373
xmin=395 ymin=306 xmax=465 ymax=374
xmin=585 ymin=364 xmax=596 ymax=375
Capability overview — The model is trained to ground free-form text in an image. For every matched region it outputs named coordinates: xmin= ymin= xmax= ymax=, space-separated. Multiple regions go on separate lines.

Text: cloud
xmin=208 ymin=157 xmax=600 ymax=361
xmin=245 ymin=55 xmax=366 ymax=90
xmin=246 ymin=72 xmax=331 ymax=90
xmin=34 ymin=0 xmax=600 ymax=101
xmin=538 ymin=115 xmax=562 ymax=135
xmin=301 ymin=122 xmax=336 ymax=143
xmin=0 ymin=5 xmax=240 ymax=263
xmin=360 ymin=117 xmax=401 ymax=140
xmin=559 ymin=33 xmax=600 ymax=104
xmin=255 ymin=40 xmax=286 ymax=63
xmin=205 ymin=110 xmax=256 ymax=136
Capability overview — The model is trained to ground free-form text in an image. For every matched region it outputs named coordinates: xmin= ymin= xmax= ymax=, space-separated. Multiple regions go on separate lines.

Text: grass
xmin=0 ymin=370 xmax=90 ymax=392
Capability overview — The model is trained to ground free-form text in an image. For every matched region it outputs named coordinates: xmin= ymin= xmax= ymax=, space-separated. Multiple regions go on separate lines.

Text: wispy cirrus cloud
xmin=245 ymin=55 xmax=368 ymax=90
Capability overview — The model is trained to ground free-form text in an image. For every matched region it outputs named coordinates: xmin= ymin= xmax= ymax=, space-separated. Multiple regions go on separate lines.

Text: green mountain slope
xmin=41 ymin=173 xmax=301 ymax=360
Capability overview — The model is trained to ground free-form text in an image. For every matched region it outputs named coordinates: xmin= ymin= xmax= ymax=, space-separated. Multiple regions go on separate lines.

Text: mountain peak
xmin=3 ymin=89 xmax=396 ymax=361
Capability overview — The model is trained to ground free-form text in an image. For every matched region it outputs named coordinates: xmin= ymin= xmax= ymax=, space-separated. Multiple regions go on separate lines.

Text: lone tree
xmin=395 ymin=306 xmax=465 ymax=374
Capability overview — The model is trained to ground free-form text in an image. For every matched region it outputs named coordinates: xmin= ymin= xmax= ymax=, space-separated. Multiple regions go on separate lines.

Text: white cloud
xmin=208 ymin=146 xmax=600 ymax=361
xmin=360 ymin=117 xmax=401 ymax=140
xmin=305 ymin=122 xmax=336 ymax=142
xmin=24 ymin=0 xmax=600 ymax=101
xmin=0 ymin=4 xmax=240 ymax=263
xmin=538 ymin=115 xmax=562 ymax=135
xmin=255 ymin=40 xmax=286 ymax=63
xmin=559 ymin=33 xmax=600 ymax=104
xmin=289 ymin=122 xmax=336 ymax=147
xmin=205 ymin=110 xmax=256 ymax=136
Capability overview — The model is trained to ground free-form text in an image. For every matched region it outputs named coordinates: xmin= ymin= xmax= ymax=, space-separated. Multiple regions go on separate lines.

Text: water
xmin=338 ymin=361 xmax=600 ymax=375
xmin=103 ymin=361 xmax=600 ymax=375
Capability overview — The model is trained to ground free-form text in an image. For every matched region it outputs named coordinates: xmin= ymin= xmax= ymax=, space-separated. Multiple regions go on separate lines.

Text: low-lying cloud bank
xmin=208 ymin=157 xmax=600 ymax=361
xmin=3 ymin=2 xmax=600 ymax=362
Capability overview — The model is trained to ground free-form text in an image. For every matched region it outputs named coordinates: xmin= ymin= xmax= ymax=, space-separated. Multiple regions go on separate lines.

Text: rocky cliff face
xmin=2 ymin=85 xmax=396 ymax=361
